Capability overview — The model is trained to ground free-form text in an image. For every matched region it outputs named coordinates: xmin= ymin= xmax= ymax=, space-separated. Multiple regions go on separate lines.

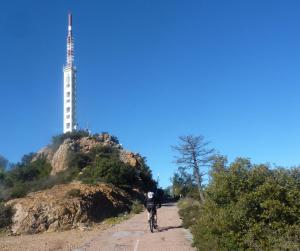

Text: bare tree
xmin=172 ymin=135 xmax=215 ymax=203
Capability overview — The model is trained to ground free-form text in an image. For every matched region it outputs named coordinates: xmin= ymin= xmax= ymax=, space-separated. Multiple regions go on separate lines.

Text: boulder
xmin=50 ymin=139 xmax=72 ymax=175
xmin=119 ymin=150 xmax=142 ymax=168
xmin=34 ymin=146 xmax=54 ymax=163
xmin=6 ymin=182 xmax=130 ymax=235
xmin=78 ymin=137 xmax=100 ymax=153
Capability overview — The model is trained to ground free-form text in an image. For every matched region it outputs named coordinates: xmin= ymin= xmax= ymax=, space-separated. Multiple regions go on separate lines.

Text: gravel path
xmin=73 ymin=203 xmax=195 ymax=251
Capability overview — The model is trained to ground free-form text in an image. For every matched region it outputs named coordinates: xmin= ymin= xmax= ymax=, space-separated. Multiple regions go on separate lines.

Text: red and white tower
xmin=63 ymin=13 xmax=77 ymax=133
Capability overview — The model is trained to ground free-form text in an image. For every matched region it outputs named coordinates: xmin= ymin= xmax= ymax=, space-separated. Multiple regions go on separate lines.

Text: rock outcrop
xmin=6 ymin=182 xmax=130 ymax=235
xmin=35 ymin=133 xmax=142 ymax=175
xmin=50 ymin=140 xmax=72 ymax=175
xmin=119 ymin=151 xmax=142 ymax=168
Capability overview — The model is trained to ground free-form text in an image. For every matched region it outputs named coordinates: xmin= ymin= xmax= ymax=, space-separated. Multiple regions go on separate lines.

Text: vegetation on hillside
xmin=51 ymin=130 xmax=90 ymax=150
xmin=0 ymin=202 xmax=14 ymax=230
xmin=0 ymin=154 xmax=52 ymax=200
xmin=51 ymin=130 xmax=119 ymax=150
xmin=175 ymin=154 xmax=300 ymax=250
xmin=69 ymin=145 xmax=156 ymax=191
xmin=0 ymin=132 xmax=156 ymax=203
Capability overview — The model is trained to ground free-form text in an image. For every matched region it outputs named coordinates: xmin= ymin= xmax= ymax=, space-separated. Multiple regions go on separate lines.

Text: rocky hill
xmin=1 ymin=131 xmax=155 ymax=235
xmin=34 ymin=132 xmax=143 ymax=175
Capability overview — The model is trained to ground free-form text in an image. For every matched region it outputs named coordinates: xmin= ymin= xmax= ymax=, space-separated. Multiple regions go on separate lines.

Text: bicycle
xmin=148 ymin=207 xmax=158 ymax=233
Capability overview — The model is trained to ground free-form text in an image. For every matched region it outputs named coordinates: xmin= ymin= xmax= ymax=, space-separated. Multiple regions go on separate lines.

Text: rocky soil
xmin=6 ymin=182 xmax=130 ymax=235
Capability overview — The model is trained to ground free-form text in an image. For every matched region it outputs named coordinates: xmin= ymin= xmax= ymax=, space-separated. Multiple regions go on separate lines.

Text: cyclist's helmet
xmin=147 ymin=191 xmax=154 ymax=199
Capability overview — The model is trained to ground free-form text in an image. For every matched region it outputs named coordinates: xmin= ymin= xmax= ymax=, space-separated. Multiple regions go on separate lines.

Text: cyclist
xmin=144 ymin=191 xmax=161 ymax=227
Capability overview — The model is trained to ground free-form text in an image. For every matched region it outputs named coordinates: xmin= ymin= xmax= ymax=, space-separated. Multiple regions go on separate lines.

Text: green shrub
xmin=69 ymin=152 xmax=92 ymax=171
xmin=178 ymin=198 xmax=201 ymax=228
xmin=0 ymin=155 xmax=8 ymax=172
xmin=0 ymin=203 xmax=14 ymax=229
xmin=79 ymin=146 xmax=139 ymax=188
xmin=1 ymin=157 xmax=53 ymax=200
xmin=131 ymin=200 xmax=144 ymax=214
xmin=178 ymin=158 xmax=300 ymax=251
xmin=80 ymin=158 xmax=137 ymax=187
xmin=134 ymin=157 xmax=157 ymax=192
xmin=66 ymin=189 xmax=81 ymax=197
xmin=5 ymin=157 xmax=51 ymax=185
xmin=104 ymin=214 xmax=130 ymax=225
xmin=10 ymin=183 xmax=28 ymax=198
xmin=9 ymin=168 xmax=78 ymax=199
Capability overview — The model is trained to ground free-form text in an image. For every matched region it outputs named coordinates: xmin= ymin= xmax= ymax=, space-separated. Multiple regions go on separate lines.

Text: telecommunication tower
xmin=63 ymin=13 xmax=77 ymax=133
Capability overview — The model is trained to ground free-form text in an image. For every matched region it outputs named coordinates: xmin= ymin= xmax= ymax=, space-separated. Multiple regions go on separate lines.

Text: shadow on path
xmin=158 ymin=225 xmax=183 ymax=232
xmin=162 ymin=203 xmax=176 ymax=207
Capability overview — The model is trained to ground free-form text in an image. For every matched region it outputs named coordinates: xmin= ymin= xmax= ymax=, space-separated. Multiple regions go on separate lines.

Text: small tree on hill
xmin=172 ymin=135 xmax=214 ymax=203
xmin=0 ymin=155 xmax=8 ymax=172
xmin=171 ymin=166 xmax=195 ymax=198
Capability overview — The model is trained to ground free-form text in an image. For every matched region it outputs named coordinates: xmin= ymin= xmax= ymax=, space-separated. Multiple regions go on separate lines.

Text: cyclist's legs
xmin=153 ymin=208 xmax=157 ymax=224
xmin=147 ymin=207 xmax=152 ymax=221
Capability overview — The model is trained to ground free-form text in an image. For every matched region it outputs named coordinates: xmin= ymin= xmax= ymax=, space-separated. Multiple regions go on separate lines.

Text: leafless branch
xmin=171 ymin=135 xmax=215 ymax=203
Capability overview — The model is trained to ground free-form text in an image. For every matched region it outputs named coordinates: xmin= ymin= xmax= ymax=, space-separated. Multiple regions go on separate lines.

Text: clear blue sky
xmin=1 ymin=0 xmax=300 ymax=188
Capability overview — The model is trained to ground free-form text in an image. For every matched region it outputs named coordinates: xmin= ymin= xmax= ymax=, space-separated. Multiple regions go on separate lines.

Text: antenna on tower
xmin=85 ymin=122 xmax=92 ymax=135
xmin=66 ymin=12 xmax=74 ymax=67
xmin=68 ymin=12 xmax=72 ymax=30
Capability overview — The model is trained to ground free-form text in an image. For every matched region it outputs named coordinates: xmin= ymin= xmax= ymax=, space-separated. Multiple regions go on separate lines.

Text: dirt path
xmin=73 ymin=203 xmax=195 ymax=251
xmin=0 ymin=203 xmax=195 ymax=251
